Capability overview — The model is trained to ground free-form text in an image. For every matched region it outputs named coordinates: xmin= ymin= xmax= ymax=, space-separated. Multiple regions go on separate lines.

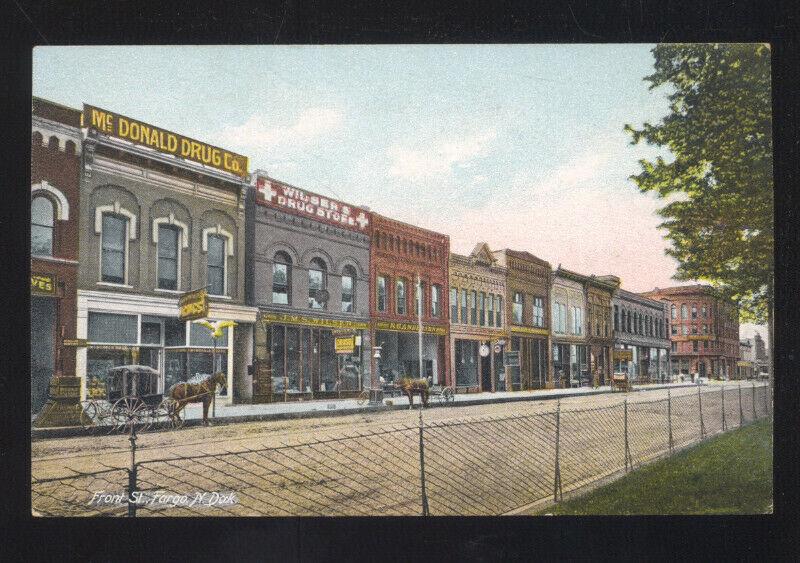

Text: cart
xmin=428 ymin=384 xmax=455 ymax=405
xmin=79 ymin=365 xmax=182 ymax=432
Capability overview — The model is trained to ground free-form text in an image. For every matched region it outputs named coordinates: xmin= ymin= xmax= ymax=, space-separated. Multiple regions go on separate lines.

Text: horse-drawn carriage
xmin=79 ymin=365 xmax=183 ymax=432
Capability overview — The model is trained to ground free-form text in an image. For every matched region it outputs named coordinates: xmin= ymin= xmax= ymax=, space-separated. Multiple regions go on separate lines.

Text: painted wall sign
xmin=179 ymin=288 xmax=209 ymax=321
xmin=260 ymin=312 xmax=369 ymax=331
xmin=509 ymin=325 xmax=549 ymax=336
xmin=374 ymin=320 xmax=447 ymax=335
xmin=82 ymin=104 xmax=248 ymax=178
xmin=254 ymin=175 xmax=370 ymax=233
xmin=31 ymin=273 xmax=57 ymax=294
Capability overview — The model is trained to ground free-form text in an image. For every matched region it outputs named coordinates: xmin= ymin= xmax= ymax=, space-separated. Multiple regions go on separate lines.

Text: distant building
xmin=641 ymin=285 xmax=739 ymax=380
xmin=753 ymin=332 xmax=769 ymax=376
xmin=613 ymin=288 xmax=671 ymax=383
xmin=551 ymin=267 xmax=589 ymax=387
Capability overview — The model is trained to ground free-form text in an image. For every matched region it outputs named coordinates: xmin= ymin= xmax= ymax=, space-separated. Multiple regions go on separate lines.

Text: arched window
xmin=65 ymin=140 xmax=76 ymax=155
xmin=308 ymin=258 xmax=327 ymax=309
xmin=272 ymin=251 xmax=292 ymax=305
xmin=341 ymin=265 xmax=356 ymax=313
xmin=101 ymin=214 xmax=128 ymax=284
xmin=31 ymin=196 xmax=55 ymax=256
xmin=48 ymin=136 xmax=59 ymax=150
xmin=206 ymin=234 xmax=227 ymax=295
xmin=157 ymin=224 xmax=180 ymax=290
xmin=32 ymin=131 xmax=43 ymax=146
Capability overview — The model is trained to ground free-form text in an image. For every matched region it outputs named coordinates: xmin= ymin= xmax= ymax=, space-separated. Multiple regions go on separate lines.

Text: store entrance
xmin=480 ymin=347 xmax=492 ymax=392
xmin=31 ymin=296 xmax=56 ymax=415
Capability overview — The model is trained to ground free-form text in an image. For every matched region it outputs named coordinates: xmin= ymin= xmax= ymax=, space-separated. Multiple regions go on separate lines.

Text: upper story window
xmin=681 ymin=304 xmax=688 ymax=319
xmin=691 ymin=304 xmax=697 ymax=319
xmin=478 ymin=292 xmax=485 ymax=326
xmin=682 ymin=325 xmax=689 ymax=336
xmin=450 ymin=287 xmax=458 ymax=321
xmin=671 ymin=304 xmax=676 ymax=319
xmin=415 ymin=281 xmax=426 ymax=317
xmin=461 ymin=289 xmax=468 ymax=323
xmin=626 ymin=310 xmax=632 ymax=333
xmin=702 ymin=324 xmax=708 ymax=335
xmin=396 ymin=278 xmax=407 ymax=315
xmin=469 ymin=290 xmax=477 ymax=325
xmin=671 ymin=324 xmax=677 ymax=335
xmin=377 ymin=276 xmax=387 ymax=312
xmin=496 ymin=295 xmax=503 ymax=327
xmin=572 ymin=306 xmax=583 ymax=335
xmin=206 ymin=234 xmax=226 ymax=296
xmin=533 ymin=297 xmax=545 ymax=327
xmin=341 ymin=266 xmax=356 ymax=313
xmin=31 ymin=196 xmax=55 ymax=256
xmin=308 ymin=258 xmax=327 ymax=309
xmin=614 ymin=305 xmax=619 ymax=331
xmin=512 ymin=292 xmax=524 ymax=325
xmin=431 ymin=284 xmax=441 ymax=318
xmin=101 ymin=214 xmax=128 ymax=284
xmin=487 ymin=293 xmax=494 ymax=327
xmin=157 ymin=224 xmax=180 ymax=290
xmin=702 ymin=305 xmax=708 ymax=318
xmin=272 ymin=252 xmax=291 ymax=305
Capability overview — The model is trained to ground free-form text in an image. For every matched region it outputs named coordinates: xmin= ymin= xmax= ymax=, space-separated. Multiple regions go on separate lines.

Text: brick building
xmin=448 ymin=243 xmax=507 ymax=393
xmin=31 ymin=98 xmax=82 ymax=425
xmin=586 ymin=275 xmax=619 ymax=386
xmin=551 ymin=267 xmax=589 ymax=387
xmin=612 ymin=288 xmax=671 ymax=383
xmin=641 ymin=285 xmax=740 ymax=380
xmin=370 ymin=214 xmax=450 ymax=386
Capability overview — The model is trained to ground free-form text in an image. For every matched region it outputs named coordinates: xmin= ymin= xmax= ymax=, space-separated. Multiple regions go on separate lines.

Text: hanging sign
xmin=613 ymin=349 xmax=634 ymax=361
xmin=335 ymin=336 xmax=356 ymax=354
xmin=179 ymin=288 xmax=209 ymax=321
xmin=82 ymin=104 xmax=248 ymax=178
xmin=480 ymin=344 xmax=490 ymax=357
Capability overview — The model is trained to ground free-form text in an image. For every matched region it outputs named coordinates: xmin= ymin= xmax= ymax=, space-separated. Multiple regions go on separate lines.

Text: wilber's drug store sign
xmin=254 ymin=174 xmax=370 ymax=233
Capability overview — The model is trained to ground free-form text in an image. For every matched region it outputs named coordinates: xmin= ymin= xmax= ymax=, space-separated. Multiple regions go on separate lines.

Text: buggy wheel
xmin=442 ymin=387 xmax=454 ymax=404
xmin=161 ymin=398 xmax=184 ymax=430
xmin=79 ymin=401 xmax=97 ymax=429
xmin=356 ymin=390 xmax=369 ymax=406
xmin=112 ymin=398 xmax=146 ymax=432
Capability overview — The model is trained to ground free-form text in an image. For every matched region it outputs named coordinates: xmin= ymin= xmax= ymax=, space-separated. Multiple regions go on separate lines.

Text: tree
xmin=625 ymin=43 xmax=773 ymax=391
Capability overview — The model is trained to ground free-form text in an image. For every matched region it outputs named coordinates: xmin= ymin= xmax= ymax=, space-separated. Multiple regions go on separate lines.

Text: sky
xmin=32 ymin=45 xmax=767 ymax=344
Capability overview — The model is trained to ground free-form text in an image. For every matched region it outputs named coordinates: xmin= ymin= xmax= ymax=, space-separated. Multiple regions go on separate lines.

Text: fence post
xmin=764 ymin=381 xmax=770 ymax=418
xmin=667 ymin=388 xmax=673 ymax=454
xmin=553 ymin=400 xmax=562 ymax=502
xmin=752 ymin=381 xmax=757 ymax=420
xmin=127 ymin=424 xmax=138 ymax=517
xmin=624 ymin=398 xmax=632 ymax=472
xmin=698 ymin=385 xmax=705 ymax=440
xmin=418 ymin=408 xmax=430 ymax=516
xmin=721 ymin=385 xmax=726 ymax=431
xmin=738 ymin=382 xmax=744 ymax=427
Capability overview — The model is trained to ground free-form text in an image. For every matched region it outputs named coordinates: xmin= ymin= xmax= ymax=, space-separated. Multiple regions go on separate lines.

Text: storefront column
xmin=76 ymin=301 xmax=88 ymax=401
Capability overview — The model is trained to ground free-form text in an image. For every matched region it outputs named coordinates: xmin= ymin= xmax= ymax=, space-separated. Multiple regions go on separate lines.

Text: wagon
xmin=428 ymin=384 xmax=455 ymax=405
xmin=79 ymin=365 xmax=182 ymax=432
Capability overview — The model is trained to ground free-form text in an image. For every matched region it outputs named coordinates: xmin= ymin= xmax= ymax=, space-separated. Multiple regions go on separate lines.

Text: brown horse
xmin=168 ymin=372 xmax=226 ymax=426
xmin=397 ymin=377 xmax=429 ymax=410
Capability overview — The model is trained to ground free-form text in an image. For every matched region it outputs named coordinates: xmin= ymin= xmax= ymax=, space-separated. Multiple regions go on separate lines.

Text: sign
xmin=614 ymin=349 xmax=634 ymax=361
xmin=335 ymin=336 xmax=356 ymax=354
xmin=503 ymin=350 xmax=520 ymax=367
xmin=179 ymin=288 xmax=209 ymax=321
xmin=82 ymin=104 xmax=248 ymax=179
xmin=494 ymin=344 xmax=502 ymax=354
xmin=375 ymin=321 xmax=447 ymax=336
xmin=62 ymin=338 xmax=89 ymax=347
xmin=31 ymin=273 xmax=56 ymax=295
xmin=260 ymin=312 xmax=369 ymax=331
xmin=737 ymin=361 xmax=753 ymax=367
xmin=509 ymin=325 xmax=549 ymax=336
xmin=479 ymin=344 xmax=490 ymax=357
xmin=687 ymin=335 xmax=713 ymax=341
xmin=254 ymin=175 xmax=370 ymax=233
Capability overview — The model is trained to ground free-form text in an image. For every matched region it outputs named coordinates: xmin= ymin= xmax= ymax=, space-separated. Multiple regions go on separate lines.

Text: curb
xmin=31 ymin=383 xmax=701 ymax=440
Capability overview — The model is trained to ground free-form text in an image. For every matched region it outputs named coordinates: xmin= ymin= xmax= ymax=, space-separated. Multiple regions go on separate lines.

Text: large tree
xmin=625 ymin=43 xmax=773 ymax=387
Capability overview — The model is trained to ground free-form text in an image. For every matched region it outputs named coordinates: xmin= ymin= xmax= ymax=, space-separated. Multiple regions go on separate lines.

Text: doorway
xmin=31 ymin=296 xmax=56 ymax=415
xmin=480 ymin=345 xmax=492 ymax=392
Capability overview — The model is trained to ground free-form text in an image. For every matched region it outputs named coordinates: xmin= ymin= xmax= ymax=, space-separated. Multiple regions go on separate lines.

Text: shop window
xmin=341 ymin=266 xmax=356 ymax=313
xmin=308 ymin=258 xmax=328 ymax=309
xmin=377 ymin=276 xmax=387 ymax=312
xmin=479 ymin=292 xmax=486 ymax=326
xmin=164 ymin=318 xmax=186 ymax=346
xmin=450 ymin=287 xmax=458 ymax=321
xmin=396 ymin=278 xmax=407 ymax=315
xmin=207 ymin=234 xmax=226 ymax=296
xmin=157 ymin=224 xmax=180 ymax=290
xmin=487 ymin=293 xmax=494 ymax=327
xmin=513 ymin=292 xmax=524 ymax=324
xmin=87 ymin=312 xmax=137 ymax=344
xmin=496 ymin=295 xmax=502 ymax=327
xmin=31 ymin=195 xmax=55 ymax=256
xmin=141 ymin=317 xmax=163 ymax=345
xmin=461 ymin=289 xmax=468 ymax=324
xmin=272 ymin=252 xmax=291 ymax=305
xmin=455 ymin=339 xmax=478 ymax=387
xmin=533 ymin=297 xmax=544 ymax=327
xmin=431 ymin=284 xmax=441 ymax=317
xmin=469 ymin=290 xmax=477 ymax=325
xmin=101 ymin=213 xmax=127 ymax=284
xmin=190 ymin=321 xmax=229 ymax=346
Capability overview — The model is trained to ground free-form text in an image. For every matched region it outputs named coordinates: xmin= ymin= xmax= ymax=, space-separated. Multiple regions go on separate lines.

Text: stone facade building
xmin=76 ymin=105 xmax=257 ymax=404
xmin=641 ymin=285 xmax=740 ymax=380
xmin=612 ymin=288 xmax=671 ymax=383
xmin=492 ymin=249 xmax=551 ymax=390
xmin=31 ymin=98 xmax=82 ymax=424
xmin=586 ymin=275 xmax=619 ymax=386
xmin=448 ymin=243 xmax=507 ymax=393
xmin=738 ymin=339 xmax=755 ymax=379
xmin=370 ymin=214 xmax=450 ymax=386
xmin=550 ymin=267 xmax=589 ymax=387
xmin=247 ymin=171 xmax=372 ymax=402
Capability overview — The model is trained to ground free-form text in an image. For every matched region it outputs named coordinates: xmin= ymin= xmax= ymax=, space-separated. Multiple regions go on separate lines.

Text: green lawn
xmin=540 ymin=418 xmax=773 ymax=515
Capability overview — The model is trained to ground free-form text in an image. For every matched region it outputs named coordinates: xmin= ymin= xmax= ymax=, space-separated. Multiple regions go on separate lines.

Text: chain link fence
xmin=32 ymin=382 xmax=770 ymax=517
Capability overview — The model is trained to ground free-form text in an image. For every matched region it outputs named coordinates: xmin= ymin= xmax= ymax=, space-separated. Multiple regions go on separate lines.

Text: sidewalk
xmin=32 ymin=381 xmax=700 ymax=439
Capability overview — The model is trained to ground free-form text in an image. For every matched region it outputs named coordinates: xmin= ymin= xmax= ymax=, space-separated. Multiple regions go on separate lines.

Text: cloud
xmin=387 ymin=129 xmax=497 ymax=181
xmin=217 ymin=107 xmax=343 ymax=149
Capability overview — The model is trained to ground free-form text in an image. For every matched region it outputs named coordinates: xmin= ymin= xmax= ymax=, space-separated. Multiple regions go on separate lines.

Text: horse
xmin=168 ymin=372 xmax=226 ymax=426
xmin=396 ymin=377 xmax=429 ymax=410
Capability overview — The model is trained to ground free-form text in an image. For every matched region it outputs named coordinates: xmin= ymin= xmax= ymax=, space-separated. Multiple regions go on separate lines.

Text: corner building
xmin=247 ymin=172 xmax=372 ymax=402
xmin=370 ymin=214 xmax=450 ymax=386
xmin=492 ymin=250 xmax=552 ymax=390
xmin=448 ymin=243 xmax=507 ymax=393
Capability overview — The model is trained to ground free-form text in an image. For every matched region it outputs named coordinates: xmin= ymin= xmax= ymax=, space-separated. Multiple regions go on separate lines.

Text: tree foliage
xmin=625 ymin=44 xmax=773 ymax=323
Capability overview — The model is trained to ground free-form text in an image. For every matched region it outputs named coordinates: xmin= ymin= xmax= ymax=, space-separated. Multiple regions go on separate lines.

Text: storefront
xmin=509 ymin=329 xmax=550 ymax=390
xmin=611 ymin=288 xmax=670 ymax=383
xmin=248 ymin=172 xmax=373 ymax=401
xmin=586 ymin=276 xmax=619 ymax=386
xmin=375 ymin=321 xmax=447 ymax=383
xmin=551 ymin=268 xmax=589 ymax=387
xmin=448 ymin=244 xmax=507 ymax=393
